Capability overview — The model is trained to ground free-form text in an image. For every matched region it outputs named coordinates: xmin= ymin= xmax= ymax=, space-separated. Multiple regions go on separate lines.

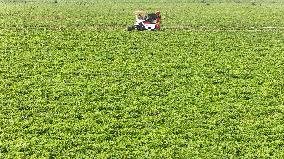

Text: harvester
xmin=127 ymin=11 xmax=161 ymax=31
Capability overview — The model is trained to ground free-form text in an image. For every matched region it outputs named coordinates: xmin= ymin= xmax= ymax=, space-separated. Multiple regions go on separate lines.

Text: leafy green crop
xmin=0 ymin=1 xmax=284 ymax=158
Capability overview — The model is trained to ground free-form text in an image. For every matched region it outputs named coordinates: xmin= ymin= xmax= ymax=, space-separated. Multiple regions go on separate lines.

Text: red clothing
xmin=155 ymin=12 xmax=161 ymax=30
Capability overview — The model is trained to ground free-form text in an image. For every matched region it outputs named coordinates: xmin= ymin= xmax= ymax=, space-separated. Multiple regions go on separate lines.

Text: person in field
xmin=155 ymin=11 xmax=161 ymax=30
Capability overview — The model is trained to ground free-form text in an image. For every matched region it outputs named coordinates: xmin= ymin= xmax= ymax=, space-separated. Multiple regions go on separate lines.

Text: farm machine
xmin=127 ymin=11 xmax=161 ymax=31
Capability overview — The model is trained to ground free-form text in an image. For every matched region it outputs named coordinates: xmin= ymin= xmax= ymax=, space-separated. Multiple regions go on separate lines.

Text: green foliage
xmin=0 ymin=1 xmax=284 ymax=158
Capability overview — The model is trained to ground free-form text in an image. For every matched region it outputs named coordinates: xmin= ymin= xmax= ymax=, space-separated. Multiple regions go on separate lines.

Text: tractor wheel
xmin=137 ymin=26 xmax=142 ymax=31
xmin=127 ymin=26 xmax=134 ymax=31
xmin=137 ymin=22 xmax=146 ymax=31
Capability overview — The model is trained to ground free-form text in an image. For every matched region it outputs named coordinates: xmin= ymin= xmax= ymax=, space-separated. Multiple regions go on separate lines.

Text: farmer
xmin=155 ymin=11 xmax=161 ymax=30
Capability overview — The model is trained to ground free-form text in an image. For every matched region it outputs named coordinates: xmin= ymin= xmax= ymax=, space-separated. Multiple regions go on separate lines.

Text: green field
xmin=1 ymin=1 xmax=284 ymax=158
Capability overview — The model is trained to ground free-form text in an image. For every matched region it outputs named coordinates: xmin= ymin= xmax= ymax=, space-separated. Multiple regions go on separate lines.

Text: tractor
xmin=127 ymin=11 xmax=161 ymax=31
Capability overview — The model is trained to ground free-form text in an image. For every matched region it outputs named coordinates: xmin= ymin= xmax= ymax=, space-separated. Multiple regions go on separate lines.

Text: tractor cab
xmin=145 ymin=13 xmax=159 ymax=23
xmin=128 ymin=11 xmax=161 ymax=31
